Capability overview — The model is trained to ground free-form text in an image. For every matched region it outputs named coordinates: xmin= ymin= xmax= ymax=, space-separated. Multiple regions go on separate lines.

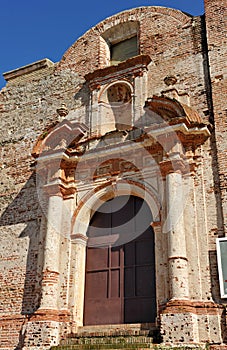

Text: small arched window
xmin=101 ymin=21 xmax=139 ymax=66
xmin=110 ymin=36 xmax=138 ymax=65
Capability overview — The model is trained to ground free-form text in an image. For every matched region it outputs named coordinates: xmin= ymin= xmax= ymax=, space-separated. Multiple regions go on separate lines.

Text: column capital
xmin=43 ymin=183 xmax=63 ymax=197
xmin=43 ymin=181 xmax=77 ymax=199
xmin=71 ymin=233 xmax=88 ymax=246
xmin=59 ymin=184 xmax=77 ymax=200
xmin=159 ymin=158 xmax=187 ymax=177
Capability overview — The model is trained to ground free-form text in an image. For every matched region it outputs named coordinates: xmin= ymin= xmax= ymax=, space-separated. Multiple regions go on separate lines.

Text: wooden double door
xmin=84 ymin=196 xmax=156 ymax=325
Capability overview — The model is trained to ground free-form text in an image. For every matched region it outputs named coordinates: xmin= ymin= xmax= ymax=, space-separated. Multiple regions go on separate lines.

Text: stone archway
xmin=70 ymin=181 xmax=160 ymax=327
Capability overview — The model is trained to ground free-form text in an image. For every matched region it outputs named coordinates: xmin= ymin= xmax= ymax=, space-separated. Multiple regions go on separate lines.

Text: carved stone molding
xmin=161 ymin=299 xmax=225 ymax=315
xmin=32 ymin=120 xmax=88 ymax=159
xmin=145 ymin=95 xmax=203 ymax=125
xmin=71 ymin=233 xmax=88 ymax=246
xmin=164 ymin=75 xmax=177 ymax=86
xmin=85 ymin=55 xmax=151 ymax=90
xmin=59 ymin=184 xmax=77 ymax=200
xmin=43 ymin=183 xmax=63 ymax=197
xmin=159 ymin=158 xmax=188 ymax=176
xmin=56 ymin=103 xmax=69 ymax=120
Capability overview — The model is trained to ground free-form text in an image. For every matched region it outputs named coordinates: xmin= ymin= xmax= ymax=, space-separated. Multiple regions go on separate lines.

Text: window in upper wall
xmin=110 ymin=36 xmax=138 ymax=65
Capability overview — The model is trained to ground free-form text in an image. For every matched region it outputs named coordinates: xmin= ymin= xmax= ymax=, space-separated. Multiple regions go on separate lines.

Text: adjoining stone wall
xmin=0 ymin=65 xmax=84 ymax=348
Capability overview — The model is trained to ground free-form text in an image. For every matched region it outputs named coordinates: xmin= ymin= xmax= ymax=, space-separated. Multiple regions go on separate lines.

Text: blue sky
xmin=0 ymin=0 xmax=204 ymax=89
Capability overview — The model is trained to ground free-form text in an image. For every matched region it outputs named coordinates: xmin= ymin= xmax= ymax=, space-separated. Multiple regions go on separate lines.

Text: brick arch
xmin=57 ymin=6 xmax=192 ymax=75
xmin=71 ymin=179 xmax=160 ymax=239
xmin=95 ymin=6 xmax=191 ymax=34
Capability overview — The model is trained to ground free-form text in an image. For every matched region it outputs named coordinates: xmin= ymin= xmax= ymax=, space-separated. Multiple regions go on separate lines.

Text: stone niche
xmin=99 ymin=81 xmax=133 ymax=132
xmin=85 ymin=54 xmax=152 ymax=136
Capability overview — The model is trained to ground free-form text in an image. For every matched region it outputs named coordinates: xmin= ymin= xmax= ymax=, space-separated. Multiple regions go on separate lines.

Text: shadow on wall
xmin=74 ymin=82 xmax=90 ymax=126
xmin=0 ymin=172 xmax=45 ymax=348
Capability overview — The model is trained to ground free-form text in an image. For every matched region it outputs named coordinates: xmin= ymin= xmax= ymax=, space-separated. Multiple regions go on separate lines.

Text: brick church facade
xmin=0 ymin=0 xmax=226 ymax=348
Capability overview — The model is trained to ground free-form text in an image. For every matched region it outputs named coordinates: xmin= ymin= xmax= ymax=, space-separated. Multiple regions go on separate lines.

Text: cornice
xmin=85 ymin=55 xmax=151 ymax=90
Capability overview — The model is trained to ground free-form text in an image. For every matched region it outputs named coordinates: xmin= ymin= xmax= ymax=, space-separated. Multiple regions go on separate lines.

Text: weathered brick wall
xmin=58 ymin=7 xmax=211 ymax=125
xmin=0 ymin=69 xmax=84 ymax=348
xmin=144 ymin=15 xmax=209 ymax=118
xmin=204 ymin=0 xmax=227 ymax=236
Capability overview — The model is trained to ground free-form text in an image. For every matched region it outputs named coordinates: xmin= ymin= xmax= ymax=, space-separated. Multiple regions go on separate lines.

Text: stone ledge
xmin=3 ymin=58 xmax=54 ymax=81
xmin=51 ymin=344 xmax=208 ymax=350
xmin=29 ymin=308 xmax=70 ymax=322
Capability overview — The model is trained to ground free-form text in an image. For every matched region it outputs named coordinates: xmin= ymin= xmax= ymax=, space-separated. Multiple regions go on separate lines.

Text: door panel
xmin=84 ymin=295 xmax=122 ymax=325
xmin=84 ymin=196 xmax=156 ymax=325
xmin=111 ymin=269 xmax=120 ymax=298
xmin=86 ymin=271 xmax=108 ymax=298
xmin=124 ymin=226 xmax=156 ymax=324
xmin=111 ymin=248 xmax=121 ymax=267
xmin=84 ymin=245 xmax=123 ymax=325
xmin=124 ymin=297 xmax=156 ymax=323
xmin=86 ymin=247 xmax=108 ymax=270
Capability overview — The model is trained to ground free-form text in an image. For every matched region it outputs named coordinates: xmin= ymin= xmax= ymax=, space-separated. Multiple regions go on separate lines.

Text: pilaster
xmin=70 ymin=233 xmax=88 ymax=329
xmin=166 ymin=171 xmax=189 ymax=300
xmin=39 ymin=184 xmax=63 ymax=310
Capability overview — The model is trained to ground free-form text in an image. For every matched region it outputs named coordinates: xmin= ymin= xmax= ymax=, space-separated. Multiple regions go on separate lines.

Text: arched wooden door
xmin=84 ymin=196 xmax=156 ymax=325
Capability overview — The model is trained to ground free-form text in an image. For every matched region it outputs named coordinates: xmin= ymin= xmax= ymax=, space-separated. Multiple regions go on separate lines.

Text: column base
xmin=22 ymin=309 xmax=71 ymax=349
xmin=160 ymin=300 xmax=225 ymax=344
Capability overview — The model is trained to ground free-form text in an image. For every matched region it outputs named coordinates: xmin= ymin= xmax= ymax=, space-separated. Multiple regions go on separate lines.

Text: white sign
xmin=216 ymin=237 xmax=227 ymax=298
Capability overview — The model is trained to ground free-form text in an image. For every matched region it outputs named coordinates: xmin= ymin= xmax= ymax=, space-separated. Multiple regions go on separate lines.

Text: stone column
xmin=70 ymin=233 xmax=88 ymax=329
xmin=166 ymin=171 xmax=189 ymax=300
xmin=39 ymin=185 xmax=63 ymax=310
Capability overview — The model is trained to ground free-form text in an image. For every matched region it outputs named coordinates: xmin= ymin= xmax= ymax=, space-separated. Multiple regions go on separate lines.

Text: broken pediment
xmin=32 ymin=119 xmax=88 ymax=159
xmin=144 ymin=95 xmax=205 ymax=127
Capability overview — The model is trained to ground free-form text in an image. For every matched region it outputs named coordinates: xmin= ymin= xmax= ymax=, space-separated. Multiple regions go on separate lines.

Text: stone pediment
xmin=32 ymin=119 xmax=88 ymax=159
xmin=144 ymin=95 xmax=205 ymax=127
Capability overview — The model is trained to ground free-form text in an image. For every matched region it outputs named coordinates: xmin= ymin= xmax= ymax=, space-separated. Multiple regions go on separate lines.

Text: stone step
xmin=51 ymin=344 xmax=153 ymax=349
xmin=75 ymin=323 xmax=157 ymax=338
xmin=74 ymin=329 xmax=151 ymax=338
xmin=59 ymin=335 xmax=153 ymax=346
xmin=51 ymin=344 xmax=153 ymax=350
xmin=51 ymin=346 xmax=213 ymax=350
xmin=51 ymin=324 xmax=160 ymax=350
